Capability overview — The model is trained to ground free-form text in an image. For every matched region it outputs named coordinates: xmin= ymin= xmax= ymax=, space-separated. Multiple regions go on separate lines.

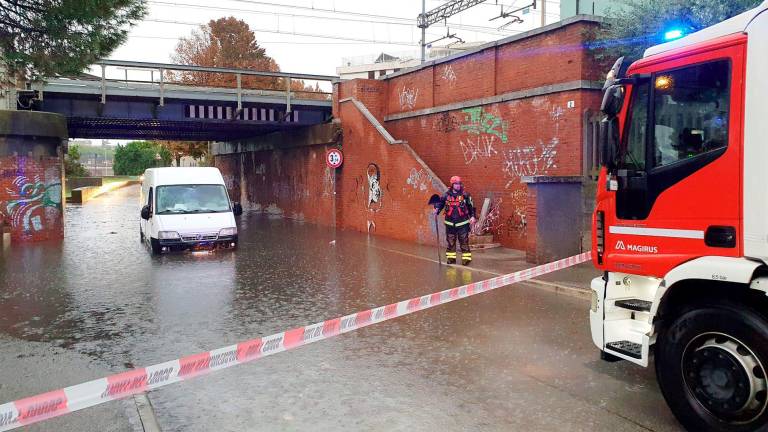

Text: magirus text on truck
xmin=591 ymin=2 xmax=768 ymax=430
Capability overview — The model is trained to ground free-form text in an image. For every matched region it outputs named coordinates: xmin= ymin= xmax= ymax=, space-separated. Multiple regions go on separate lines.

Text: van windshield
xmin=155 ymin=185 xmax=231 ymax=214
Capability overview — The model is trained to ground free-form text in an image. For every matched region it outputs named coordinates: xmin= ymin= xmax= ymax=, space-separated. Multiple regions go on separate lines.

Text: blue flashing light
xmin=664 ymin=29 xmax=685 ymax=41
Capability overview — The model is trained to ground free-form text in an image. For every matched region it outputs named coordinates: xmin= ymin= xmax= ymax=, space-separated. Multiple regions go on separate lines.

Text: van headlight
xmin=219 ymin=227 xmax=237 ymax=237
xmin=158 ymin=231 xmax=180 ymax=240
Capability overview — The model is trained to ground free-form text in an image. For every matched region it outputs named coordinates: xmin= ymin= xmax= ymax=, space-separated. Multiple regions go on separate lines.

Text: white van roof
xmin=145 ymin=167 xmax=225 ymax=186
xmin=644 ymin=1 xmax=768 ymax=57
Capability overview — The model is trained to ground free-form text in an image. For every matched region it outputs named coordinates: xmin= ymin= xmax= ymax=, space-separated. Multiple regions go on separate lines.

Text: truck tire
xmin=656 ymin=302 xmax=768 ymax=431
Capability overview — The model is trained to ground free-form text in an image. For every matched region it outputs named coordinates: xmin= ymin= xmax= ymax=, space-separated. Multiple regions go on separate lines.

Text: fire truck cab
xmin=591 ymin=2 xmax=768 ymax=430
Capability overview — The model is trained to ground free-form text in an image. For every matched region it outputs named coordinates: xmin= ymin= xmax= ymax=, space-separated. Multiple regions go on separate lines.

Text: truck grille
xmin=181 ymin=233 xmax=219 ymax=242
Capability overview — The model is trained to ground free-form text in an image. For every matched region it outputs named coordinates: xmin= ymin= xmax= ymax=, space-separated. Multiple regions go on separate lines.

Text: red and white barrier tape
xmin=0 ymin=252 xmax=591 ymax=431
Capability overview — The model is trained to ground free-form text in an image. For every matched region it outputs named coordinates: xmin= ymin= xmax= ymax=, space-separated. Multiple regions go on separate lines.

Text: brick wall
xmin=387 ymin=90 xmax=589 ymax=250
xmin=335 ymin=101 xmax=445 ymax=245
xmin=215 ymin=145 xmax=336 ymax=225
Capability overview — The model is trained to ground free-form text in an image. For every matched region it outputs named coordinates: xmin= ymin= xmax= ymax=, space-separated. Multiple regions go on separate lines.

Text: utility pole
xmin=540 ymin=0 xmax=546 ymax=27
xmin=420 ymin=0 xmax=426 ymax=63
xmin=417 ymin=0 xmax=488 ymax=64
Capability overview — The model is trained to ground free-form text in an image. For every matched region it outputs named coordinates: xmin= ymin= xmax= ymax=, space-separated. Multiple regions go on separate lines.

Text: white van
xmin=139 ymin=167 xmax=242 ymax=255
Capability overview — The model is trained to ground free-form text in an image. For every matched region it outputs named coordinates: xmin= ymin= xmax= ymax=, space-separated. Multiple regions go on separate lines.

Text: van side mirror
xmin=141 ymin=205 xmax=151 ymax=220
xmin=233 ymin=202 xmax=243 ymax=216
xmin=599 ymin=117 xmax=619 ymax=171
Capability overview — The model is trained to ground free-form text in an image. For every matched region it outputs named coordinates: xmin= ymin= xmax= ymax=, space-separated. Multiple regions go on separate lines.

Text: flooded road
xmin=0 ymin=185 xmax=682 ymax=431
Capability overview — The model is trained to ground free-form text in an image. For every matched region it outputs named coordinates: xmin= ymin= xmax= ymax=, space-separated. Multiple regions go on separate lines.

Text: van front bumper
xmin=158 ymin=235 xmax=238 ymax=251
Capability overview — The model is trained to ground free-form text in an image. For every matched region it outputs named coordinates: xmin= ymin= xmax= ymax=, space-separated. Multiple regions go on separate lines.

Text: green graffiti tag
xmin=459 ymin=107 xmax=508 ymax=143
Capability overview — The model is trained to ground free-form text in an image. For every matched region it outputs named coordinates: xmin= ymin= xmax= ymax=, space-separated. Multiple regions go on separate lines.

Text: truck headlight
xmin=219 ymin=227 xmax=237 ymax=237
xmin=158 ymin=231 xmax=180 ymax=240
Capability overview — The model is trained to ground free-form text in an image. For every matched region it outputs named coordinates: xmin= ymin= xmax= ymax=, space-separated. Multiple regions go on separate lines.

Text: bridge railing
xmin=40 ymin=60 xmax=338 ymax=113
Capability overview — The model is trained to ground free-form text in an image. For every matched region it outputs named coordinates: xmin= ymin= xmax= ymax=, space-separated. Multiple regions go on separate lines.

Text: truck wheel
xmin=149 ymin=238 xmax=162 ymax=255
xmin=656 ymin=302 xmax=768 ymax=431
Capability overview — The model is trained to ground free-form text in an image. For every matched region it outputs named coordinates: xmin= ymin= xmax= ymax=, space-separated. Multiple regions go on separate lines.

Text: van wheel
xmin=149 ymin=238 xmax=162 ymax=255
xmin=656 ymin=302 xmax=768 ymax=431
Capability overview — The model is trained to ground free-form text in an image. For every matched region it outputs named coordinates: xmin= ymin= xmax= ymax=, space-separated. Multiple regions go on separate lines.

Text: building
xmin=560 ymin=0 xmax=627 ymax=18
xmin=336 ymin=44 xmax=486 ymax=80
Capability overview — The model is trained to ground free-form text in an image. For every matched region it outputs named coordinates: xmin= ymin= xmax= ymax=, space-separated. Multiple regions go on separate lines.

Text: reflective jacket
xmin=436 ymin=189 xmax=476 ymax=227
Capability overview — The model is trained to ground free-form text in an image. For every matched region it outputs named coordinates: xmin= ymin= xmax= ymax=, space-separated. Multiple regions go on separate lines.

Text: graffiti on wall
xmin=460 ymin=107 xmax=508 ymax=143
xmin=3 ymin=175 xmax=62 ymax=232
xmin=470 ymin=198 xmax=503 ymax=236
xmin=456 ymin=106 xmax=508 ymax=165
xmin=434 ymin=112 xmax=459 ymax=133
xmin=440 ymin=65 xmax=457 ymax=87
xmin=367 ymin=163 xmax=383 ymax=212
xmin=405 ymin=168 xmax=430 ymax=193
xmin=460 ymin=135 xmax=499 ymax=165
xmin=399 ymin=86 xmax=419 ymax=110
xmin=323 ymin=167 xmax=335 ymax=197
xmin=505 ymin=189 xmax=528 ymax=235
xmin=222 ymin=174 xmax=236 ymax=191
xmin=501 ymin=139 xmax=559 ymax=186
xmin=500 ymin=103 xmax=563 ymax=187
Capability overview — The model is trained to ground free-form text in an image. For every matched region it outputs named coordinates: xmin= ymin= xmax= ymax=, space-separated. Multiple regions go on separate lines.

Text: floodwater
xmin=0 ymin=185 xmax=682 ymax=431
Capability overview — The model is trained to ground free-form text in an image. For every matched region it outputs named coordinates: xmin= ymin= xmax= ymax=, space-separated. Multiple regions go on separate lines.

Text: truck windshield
xmin=155 ymin=185 xmax=231 ymax=214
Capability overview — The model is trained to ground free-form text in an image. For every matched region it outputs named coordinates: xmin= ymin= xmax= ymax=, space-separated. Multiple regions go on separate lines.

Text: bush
xmin=65 ymin=144 xmax=90 ymax=177
xmin=114 ymin=141 xmax=172 ymax=176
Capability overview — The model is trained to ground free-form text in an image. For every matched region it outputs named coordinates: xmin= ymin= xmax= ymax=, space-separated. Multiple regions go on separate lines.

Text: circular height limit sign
xmin=326 ymin=148 xmax=343 ymax=169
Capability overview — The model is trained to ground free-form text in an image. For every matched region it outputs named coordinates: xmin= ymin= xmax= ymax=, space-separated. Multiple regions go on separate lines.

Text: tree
xmin=0 ymin=0 xmax=146 ymax=81
xmin=160 ymin=141 xmax=207 ymax=167
xmin=114 ymin=141 xmax=172 ymax=176
xmin=65 ymin=143 xmax=89 ymax=177
xmin=170 ymin=16 xmax=326 ymax=98
xmin=171 ymin=17 xmax=280 ymax=90
xmin=599 ymin=0 xmax=762 ymax=61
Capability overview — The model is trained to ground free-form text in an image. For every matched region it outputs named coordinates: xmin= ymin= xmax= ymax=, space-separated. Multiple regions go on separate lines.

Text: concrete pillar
xmin=522 ymin=175 xmax=583 ymax=263
xmin=0 ymin=110 xmax=68 ymax=242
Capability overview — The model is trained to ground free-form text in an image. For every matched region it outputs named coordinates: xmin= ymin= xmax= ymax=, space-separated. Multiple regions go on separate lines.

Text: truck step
xmin=614 ymin=299 xmax=651 ymax=312
xmin=605 ymin=340 xmax=642 ymax=359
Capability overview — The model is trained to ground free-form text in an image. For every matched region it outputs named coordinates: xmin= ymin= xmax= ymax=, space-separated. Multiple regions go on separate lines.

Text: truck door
xmin=609 ymin=41 xmax=745 ymax=277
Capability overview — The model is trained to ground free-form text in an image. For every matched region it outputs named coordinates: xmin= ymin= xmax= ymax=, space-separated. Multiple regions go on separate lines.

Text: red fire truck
xmin=591 ymin=2 xmax=768 ymax=430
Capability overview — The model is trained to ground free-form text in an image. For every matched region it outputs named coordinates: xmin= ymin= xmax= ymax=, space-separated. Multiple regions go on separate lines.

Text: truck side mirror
xmin=599 ymin=117 xmax=619 ymax=171
xmin=141 ymin=205 xmax=151 ymax=220
xmin=233 ymin=202 xmax=243 ymax=216
xmin=601 ymin=85 xmax=625 ymax=117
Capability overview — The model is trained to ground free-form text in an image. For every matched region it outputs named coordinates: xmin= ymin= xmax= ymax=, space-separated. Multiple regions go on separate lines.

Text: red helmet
xmin=450 ymin=176 xmax=462 ymax=184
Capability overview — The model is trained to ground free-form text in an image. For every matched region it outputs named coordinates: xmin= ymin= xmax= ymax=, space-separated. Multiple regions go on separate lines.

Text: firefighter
xmin=435 ymin=176 xmax=476 ymax=265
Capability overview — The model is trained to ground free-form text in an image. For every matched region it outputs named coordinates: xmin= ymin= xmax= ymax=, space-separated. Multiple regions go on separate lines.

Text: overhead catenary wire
xmin=129 ymin=34 xmax=413 ymax=45
xmin=148 ymin=0 xmax=524 ymax=36
xmin=143 ymin=18 xmax=430 ymax=46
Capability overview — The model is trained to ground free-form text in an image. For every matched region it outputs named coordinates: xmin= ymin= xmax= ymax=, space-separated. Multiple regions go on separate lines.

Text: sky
xmin=83 ymin=0 xmax=562 ymax=146
xmin=104 ymin=0 xmax=562 ymax=80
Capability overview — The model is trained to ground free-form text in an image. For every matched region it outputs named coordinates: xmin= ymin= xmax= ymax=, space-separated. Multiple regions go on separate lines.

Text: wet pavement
xmin=0 ymin=185 xmax=682 ymax=431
